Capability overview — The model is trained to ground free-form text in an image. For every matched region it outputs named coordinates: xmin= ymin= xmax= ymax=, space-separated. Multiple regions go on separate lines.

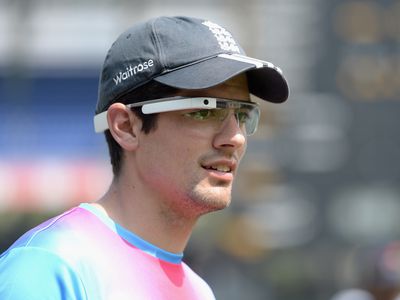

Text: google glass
xmin=94 ymin=97 xmax=260 ymax=136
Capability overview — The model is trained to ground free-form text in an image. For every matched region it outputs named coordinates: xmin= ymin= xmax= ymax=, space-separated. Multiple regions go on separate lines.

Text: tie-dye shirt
xmin=0 ymin=203 xmax=215 ymax=300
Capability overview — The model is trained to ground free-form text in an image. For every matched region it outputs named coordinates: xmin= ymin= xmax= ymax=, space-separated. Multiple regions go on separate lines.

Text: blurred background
xmin=1 ymin=0 xmax=400 ymax=299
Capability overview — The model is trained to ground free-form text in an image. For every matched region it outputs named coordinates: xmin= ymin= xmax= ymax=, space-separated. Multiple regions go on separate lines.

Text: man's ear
xmin=107 ymin=103 xmax=142 ymax=151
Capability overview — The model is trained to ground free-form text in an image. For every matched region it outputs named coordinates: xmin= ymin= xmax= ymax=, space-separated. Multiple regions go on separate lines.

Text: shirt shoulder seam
xmin=23 ymin=207 xmax=80 ymax=247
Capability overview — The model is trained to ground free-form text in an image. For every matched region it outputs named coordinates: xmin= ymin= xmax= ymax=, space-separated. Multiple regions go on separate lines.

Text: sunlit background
xmin=1 ymin=1 xmax=400 ymax=300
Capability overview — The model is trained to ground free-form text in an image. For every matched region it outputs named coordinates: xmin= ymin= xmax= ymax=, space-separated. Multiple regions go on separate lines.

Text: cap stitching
xmin=151 ymin=18 xmax=167 ymax=71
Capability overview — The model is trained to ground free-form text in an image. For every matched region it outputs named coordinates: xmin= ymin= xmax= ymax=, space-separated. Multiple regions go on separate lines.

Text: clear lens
xmin=183 ymin=99 xmax=260 ymax=135
xmin=216 ymin=99 xmax=259 ymax=135
xmin=241 ymin=106 xmax=260 ymax=135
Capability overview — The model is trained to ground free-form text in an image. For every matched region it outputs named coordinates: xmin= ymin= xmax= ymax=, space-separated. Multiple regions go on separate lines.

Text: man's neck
xmin=93 ymin=177 xmax=198 ymax=254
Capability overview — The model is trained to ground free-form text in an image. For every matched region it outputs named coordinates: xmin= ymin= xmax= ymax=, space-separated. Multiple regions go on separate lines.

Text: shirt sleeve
xmin=0 ymin=247 xmax=87 ymax=300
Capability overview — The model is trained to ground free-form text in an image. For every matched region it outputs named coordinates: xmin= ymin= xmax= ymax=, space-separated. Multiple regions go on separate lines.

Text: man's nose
xmin=212 ymin=113 xmax=246 ymax=151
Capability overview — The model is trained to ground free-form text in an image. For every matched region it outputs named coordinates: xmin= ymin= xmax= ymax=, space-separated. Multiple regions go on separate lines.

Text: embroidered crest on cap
xmin=202 ymin=21 xmax=240 ymax=53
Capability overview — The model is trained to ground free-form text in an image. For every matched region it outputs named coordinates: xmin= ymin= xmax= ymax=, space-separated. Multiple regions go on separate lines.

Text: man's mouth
xmin=203 ymin=164 xmax=232 ymax=173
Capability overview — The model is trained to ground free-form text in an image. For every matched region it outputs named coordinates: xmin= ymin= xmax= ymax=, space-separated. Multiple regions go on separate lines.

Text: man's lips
xmin=200 ymin=159 xmax=237 ymax=174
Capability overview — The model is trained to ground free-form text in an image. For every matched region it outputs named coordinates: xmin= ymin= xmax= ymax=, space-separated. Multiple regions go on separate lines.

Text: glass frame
xmin=94 ymin=97 xmax=260 ymax=135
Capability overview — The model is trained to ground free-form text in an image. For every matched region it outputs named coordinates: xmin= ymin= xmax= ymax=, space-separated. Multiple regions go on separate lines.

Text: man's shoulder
xmin=0 ymin=239 xmax=88 ymax=299
xmin=0 ymin=205 xmax=109 ymax=299
xmin=2 ymin=205 xmax=102 ymax=262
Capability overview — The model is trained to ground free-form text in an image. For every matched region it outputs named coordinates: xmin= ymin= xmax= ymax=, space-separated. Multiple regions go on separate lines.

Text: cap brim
xmin=154 ymin=54 xmax=289 ymax=103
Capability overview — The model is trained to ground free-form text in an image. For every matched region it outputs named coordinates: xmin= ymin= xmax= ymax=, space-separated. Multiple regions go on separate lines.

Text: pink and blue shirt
xmin=0 ymin=203 xmax=215 ymax=299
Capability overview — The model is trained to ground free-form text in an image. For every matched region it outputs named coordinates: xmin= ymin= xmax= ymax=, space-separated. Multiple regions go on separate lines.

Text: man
xmin=0 ymin=16 xmax=288 ymax=299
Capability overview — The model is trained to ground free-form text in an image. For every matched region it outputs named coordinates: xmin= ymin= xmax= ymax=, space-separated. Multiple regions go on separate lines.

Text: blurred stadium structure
xmin=1 ymin=0 xmax=400 ymax=299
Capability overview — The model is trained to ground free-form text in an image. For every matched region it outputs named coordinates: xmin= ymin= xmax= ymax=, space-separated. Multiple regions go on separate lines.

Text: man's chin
xmin=189 ymin=187 xmax=232 ymax=213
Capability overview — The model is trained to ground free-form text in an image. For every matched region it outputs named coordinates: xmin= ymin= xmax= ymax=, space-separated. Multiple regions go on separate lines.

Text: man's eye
xmin=236 ymin=110 xmax=250 ymax=123
xmin=185 ymin=110 xmax=212 ymax=120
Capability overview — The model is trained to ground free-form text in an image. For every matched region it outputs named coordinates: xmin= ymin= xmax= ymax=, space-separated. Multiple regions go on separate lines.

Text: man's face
xmin=133 ymin=74 xmax=250 ymax=219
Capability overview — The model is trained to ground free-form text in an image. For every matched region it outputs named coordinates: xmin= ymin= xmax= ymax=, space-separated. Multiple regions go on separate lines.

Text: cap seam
xmin=151 ymin=18 xmax=167 ymax=71
xmin=112 ymin=38 xmax=131 ymax=103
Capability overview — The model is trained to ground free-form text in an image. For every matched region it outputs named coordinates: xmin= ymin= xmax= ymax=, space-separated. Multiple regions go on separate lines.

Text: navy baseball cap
xmin=96 ymin=16 xmax=289 ymax=114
